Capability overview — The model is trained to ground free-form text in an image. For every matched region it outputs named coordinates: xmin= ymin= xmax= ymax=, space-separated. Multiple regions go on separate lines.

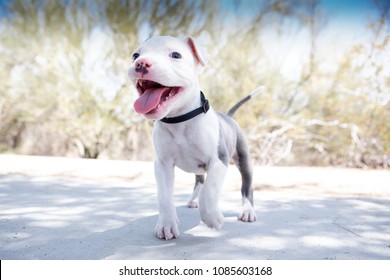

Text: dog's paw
xmin=155 ymin=218 xmax=179 ymax=240
xmin=187 ymin=199 xmax=199 ymax=208
xmin=238 ymin=206 xmax=257 ymax=222
xmin=200 ymin=208 xmax=224 ymax=230
xmin=238 ymin=210 xmax=257 ymax=222
xmin=238 ymin=198 xmax=256 ymax=222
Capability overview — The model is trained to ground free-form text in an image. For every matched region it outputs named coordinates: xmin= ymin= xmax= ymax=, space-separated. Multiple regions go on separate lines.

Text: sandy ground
xmin=0 ymin=154 xmax=389 ymax=260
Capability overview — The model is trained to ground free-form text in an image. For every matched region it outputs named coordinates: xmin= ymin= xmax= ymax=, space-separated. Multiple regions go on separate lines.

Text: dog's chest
xmin=154 ymin=117 xmax=219 ymax=174
xmin=170 ymin=127 xmax=212 ymax=173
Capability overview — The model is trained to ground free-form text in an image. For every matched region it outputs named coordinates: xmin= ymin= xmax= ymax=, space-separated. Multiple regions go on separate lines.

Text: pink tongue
xmin=134 ymin=87 xmax=170 ymax=114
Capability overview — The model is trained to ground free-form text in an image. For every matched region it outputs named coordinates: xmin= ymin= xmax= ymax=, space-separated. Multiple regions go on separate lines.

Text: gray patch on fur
xmin=216 ymin=112 xmax=254 ymax=205
xmin=217 ymin=127 xmax=229 ymax=166
xmin=198 ymin=163 xmax=207 ymax=171
xmin=195 ymin=174 xmax=205 ymax=186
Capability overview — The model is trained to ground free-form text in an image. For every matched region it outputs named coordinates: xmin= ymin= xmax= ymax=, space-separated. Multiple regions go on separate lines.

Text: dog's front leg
xmin=199 ymin=158 xmax=227 ymax=230
xmin=154 ymin=160 xmax=179 ymax=240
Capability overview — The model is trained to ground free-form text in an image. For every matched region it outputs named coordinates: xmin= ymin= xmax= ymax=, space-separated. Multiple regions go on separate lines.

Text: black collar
xmin=160 ymin=91 xmax=209 ymax=124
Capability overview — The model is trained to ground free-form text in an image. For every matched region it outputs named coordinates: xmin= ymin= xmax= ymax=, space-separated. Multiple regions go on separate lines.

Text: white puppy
xmin=128 ymin=36 xmax=257 ymax=240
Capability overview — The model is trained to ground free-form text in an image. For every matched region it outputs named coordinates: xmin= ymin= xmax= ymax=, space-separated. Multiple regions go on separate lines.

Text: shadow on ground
xmin=0 ymin=174 xmax=389 ymax=259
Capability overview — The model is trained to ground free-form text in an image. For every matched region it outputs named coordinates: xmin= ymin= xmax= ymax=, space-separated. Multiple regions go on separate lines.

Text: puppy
xmin=128 ymin=36 xmax=257 ymax=240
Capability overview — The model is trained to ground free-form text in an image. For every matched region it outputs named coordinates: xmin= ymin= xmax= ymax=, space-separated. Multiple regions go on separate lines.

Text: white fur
xmin=128 ymin=36 xmax=256 ymax=240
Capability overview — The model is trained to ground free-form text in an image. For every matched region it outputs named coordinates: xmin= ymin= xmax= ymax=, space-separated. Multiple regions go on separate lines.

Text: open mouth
xmin=134 ymin=80 xmax=181 ymax=114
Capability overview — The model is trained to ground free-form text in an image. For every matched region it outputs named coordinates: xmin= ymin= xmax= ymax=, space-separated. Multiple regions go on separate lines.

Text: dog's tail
xmin=227 ymin=86 xmax=265 ymax=117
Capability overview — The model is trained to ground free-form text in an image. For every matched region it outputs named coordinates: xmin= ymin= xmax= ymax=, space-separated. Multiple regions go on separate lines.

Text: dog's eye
xmin=132 ymin=53 xmax=140 ymax=61
xmin=170 ymin=52 xmax=182 ymax=59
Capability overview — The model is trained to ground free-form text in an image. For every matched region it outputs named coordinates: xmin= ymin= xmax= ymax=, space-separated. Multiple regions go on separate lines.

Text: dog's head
xmin=128 ymin=36 xmax=209 ymax=120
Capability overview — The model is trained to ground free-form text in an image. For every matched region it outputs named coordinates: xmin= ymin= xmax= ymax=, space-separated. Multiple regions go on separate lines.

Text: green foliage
xmin=0 ymin=0 xmax=389 ymax=168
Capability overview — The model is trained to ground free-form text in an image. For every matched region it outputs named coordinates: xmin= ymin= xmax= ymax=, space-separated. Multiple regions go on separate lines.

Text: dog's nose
xmin=135 ymin=59 xmax=152 ymax=75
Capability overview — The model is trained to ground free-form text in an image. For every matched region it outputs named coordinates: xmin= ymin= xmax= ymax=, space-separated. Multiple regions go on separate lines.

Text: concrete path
xmin=0 ymin=155 xmax=389 ymax=259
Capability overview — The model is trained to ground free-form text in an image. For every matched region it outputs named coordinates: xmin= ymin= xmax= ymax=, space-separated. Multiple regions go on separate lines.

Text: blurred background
xmin=0 ymin=0 xmax=389 ymax=168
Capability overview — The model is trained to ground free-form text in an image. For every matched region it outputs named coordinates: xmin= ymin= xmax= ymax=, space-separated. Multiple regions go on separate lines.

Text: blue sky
xmin=220 ymin=0 xmax=380 ymax=43
xmin=223 ymin=0 xmax=378 ymax=18
xmin=0 ymin=0 xmax=384 ymax=81
xmin=0 ymin=0 xmax=380 ymax=27
xmin=320 ymin=0 xmax=379 ymax=30
xmin=321 ymin=0 xmax=375 ymax=15
xmin=0 ymin=0 xmax=9 ymax=17
xmin=257 ymin=0 xmax=382 ymax=80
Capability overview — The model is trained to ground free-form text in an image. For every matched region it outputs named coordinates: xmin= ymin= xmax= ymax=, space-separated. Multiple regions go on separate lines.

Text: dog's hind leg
xmin=235 ymin=132 xmax=257 ymax=222
xmin=187 ymin=175 xmax=204 ymax=208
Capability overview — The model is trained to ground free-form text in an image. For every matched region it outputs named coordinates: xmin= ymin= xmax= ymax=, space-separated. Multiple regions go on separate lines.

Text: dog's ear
xmin=186 ymin=36 xmax=209 ymax=67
